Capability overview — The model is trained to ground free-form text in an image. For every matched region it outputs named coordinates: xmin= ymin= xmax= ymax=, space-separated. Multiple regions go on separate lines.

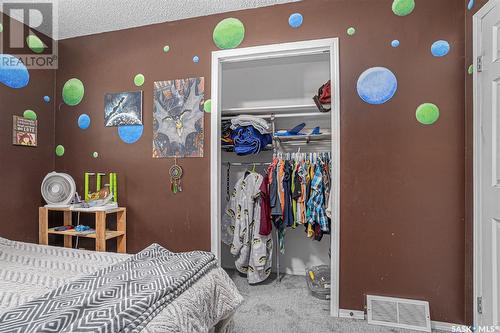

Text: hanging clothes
xmin=223 ymin=171 xmax=273 ymax=284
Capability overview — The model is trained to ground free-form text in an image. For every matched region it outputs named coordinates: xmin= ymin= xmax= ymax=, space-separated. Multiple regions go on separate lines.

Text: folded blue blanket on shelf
xmin=231 ymin=125 xmax=272 ymax=155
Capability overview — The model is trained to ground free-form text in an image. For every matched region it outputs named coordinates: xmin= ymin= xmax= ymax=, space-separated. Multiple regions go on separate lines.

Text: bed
xmin=0 ymin=237 xmax=243 ymax=332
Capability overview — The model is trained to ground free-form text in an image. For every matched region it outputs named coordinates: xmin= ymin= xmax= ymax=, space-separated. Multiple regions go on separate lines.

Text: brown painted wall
xmin=0 ymin=14 xmax=56 ymax=243
xmin=53 ymin=0 xmax=468 ymax=324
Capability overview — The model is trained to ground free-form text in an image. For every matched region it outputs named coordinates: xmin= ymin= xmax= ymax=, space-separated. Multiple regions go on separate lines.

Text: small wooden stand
xmin=39 ymin=207 xmax=127 ymax=253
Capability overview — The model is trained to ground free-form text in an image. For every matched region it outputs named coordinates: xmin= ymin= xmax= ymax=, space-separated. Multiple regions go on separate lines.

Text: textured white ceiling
xmin=1 ymin=0 xmax=299 ymax=40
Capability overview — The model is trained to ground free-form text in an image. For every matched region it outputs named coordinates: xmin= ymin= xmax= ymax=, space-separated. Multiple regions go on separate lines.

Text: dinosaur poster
xmin=153 ymin=77 xmax=204 ymax=158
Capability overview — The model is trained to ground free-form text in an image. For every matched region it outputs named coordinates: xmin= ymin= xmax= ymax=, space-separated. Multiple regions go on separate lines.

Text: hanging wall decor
xmin=468 ymin=0 xmax=475 ymax=10
xmin=392 ymin=0 xmax=415 ymax=16
xmin=416 ymin=103 xmax=440 ymax=125
xmin=153 ymin=77 xmax=204 ymax=158
xmin=213 ymin=18 xmax=245 ymax=49
xmin=204 ymin=99 xmax=212 ymax=113
xmin=431 ymin=40 xmax=450 ymax=57
xmin=55 ymin=145 xmax=65 ymax=156
xmin=391 ymin=40 xmax=400 ymax=48
xmin=118 ymin=125 xmax=143 ymax=144
xmin=193 ymin=56 xmax=200 ymax=63
xmin=78 ymin=114 xmax=91 ymax=129
xmin=23 ymin=110 xmax=37 ymax=120
xmin=104 ymin=91 xmax=143 ymax=126
xmin=26 ymin=35 xmax=45 ymax=54
xmin=12 ymin=115 xmax=37 ymax=147
xmin=169 ymin=157 xmax=183 ymax=194
xmin=288 ymin=13 xmax=303 ymax=28
xmin=468 ymin=64 xmax=474 ymax=75
xmin=357 ymin=67 xmax=398 ymax=105
xmin=134 ymin=74 xmax=145 ymax=87
xmin=0 ymin=54 xmax=30 ymax=89
xmin=62 ymin=78 xmax=85 ymax=106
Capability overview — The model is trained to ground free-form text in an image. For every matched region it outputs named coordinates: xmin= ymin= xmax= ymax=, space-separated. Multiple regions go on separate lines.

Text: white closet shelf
xmin=273 ymin=133 xmax=331 ymax=143
xmin=221 ymin=104 xmax=331 ymax=117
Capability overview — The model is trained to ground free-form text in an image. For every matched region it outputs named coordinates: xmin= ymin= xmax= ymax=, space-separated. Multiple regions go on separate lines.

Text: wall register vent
xmin=367 ymin=295 xmax=431 ymax=332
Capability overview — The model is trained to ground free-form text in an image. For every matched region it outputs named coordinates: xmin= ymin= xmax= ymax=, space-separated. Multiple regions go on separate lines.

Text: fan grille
xmin=41 ymin=173 xmax=75 ymax=206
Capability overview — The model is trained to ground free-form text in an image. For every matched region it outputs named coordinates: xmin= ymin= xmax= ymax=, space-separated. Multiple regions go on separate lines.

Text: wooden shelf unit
xmin=39 ymin=207 xmax=127 ymax=253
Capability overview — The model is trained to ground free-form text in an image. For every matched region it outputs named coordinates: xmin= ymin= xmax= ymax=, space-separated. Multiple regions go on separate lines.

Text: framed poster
xmin=12 ymin=115 xmax=37 ymax=147
xmin=153 ymin=77 xmax=204 ymax=158
xmin=104 ymin=91 xmax=143 ymax=127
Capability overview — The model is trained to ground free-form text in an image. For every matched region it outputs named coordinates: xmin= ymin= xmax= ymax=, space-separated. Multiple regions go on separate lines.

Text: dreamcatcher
xmin=169 ymin=157 xmax=183 ymax=194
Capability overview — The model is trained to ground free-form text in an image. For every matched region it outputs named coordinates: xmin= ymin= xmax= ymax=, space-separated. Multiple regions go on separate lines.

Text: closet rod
xmin=224 ymin=162 xmax=271 ymax=166
xmin=221 ymin=112 xmax=327 ymax=120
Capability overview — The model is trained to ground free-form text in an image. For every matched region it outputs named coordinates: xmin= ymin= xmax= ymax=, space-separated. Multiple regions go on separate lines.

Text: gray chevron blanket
xmin=0 ymin=243 xmax=218 ymax=333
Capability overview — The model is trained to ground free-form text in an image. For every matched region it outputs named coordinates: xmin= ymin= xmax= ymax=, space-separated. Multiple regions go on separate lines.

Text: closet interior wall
xmin=219 ymin=50 xmax=333 ymax=276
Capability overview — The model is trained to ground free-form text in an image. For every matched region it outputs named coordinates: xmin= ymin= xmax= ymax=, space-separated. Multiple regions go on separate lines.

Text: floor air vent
xmin=367 ymin=295 xmax=431 ymax=332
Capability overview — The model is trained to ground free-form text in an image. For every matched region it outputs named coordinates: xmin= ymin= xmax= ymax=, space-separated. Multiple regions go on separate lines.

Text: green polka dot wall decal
xmin=416 ymin=103 xmax=440 ymax=125
xmin=92 ymin=151 xmax=99 ymax=158
xmin=213 ymin=18 xmax=245 ymax=49
xmin=62 ymin=78 xmax=85 ymax=106
xmin=55 ymin=145 xmax=65 ymax=157
xmin=204 ymin=99 xmax=212 ymax=113
xmin=26 ymin=35 xmax=45 ymax=54
xmin=468 ymin=64 xmax=474 ymax=75
xmin=347 ymin=27 xmax=356 ymax=36
xmin=163 ymin=45 xmax=170 ymax=53
xmin=134 ymin=74 xmax=145 ymax=87
xmin=23 ymin=109 xmax=37 ymax=120
xmin=0 ymin=23 xmax=3 ymax=33
xmin=392 ymin=0 xmax=415 ymax=16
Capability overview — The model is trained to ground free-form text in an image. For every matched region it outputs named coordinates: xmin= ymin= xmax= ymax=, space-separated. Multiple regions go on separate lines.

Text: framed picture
xmin=104 ymin=91 xmax=143 ymax=127
xmin=153 ymin=77 xmax=204 ymax=158
xmin=12 ymin=115 xmax=37 ymax=147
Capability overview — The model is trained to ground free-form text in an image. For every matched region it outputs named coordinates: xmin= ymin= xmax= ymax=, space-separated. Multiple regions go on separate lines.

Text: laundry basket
xmin=305 ymin=265 xmax=331 ymax=300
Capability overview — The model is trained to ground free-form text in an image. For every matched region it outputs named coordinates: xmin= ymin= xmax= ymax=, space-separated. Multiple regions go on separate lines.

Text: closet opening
xmin=210 ymin=38 xmax=340 ymax=316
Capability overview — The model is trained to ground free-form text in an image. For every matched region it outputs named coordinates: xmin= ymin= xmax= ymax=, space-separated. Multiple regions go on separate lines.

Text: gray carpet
xmin=227 ymin=270 xmax=446 ymax=333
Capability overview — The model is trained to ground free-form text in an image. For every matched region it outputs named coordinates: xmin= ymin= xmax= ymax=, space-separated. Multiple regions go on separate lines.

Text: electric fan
xmin=41 ymin=172 xmax=76 ymax=207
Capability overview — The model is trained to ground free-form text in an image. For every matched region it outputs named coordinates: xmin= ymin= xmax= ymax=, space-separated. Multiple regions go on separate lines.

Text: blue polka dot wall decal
xmin=431 ymin=40 xmax=450 ymax=57
xmin=467 ymin=0 xmax=475 ymax=10
xmin=118 ymin=125 xmax=143 ymax=144
xmin=193 ymin=56 xmax=200 ymax=63
xmin=43 ymin=95 xmax=50 ymax=103
xmin=288 ymin=13 xmax=303 ymax=28
xmin=391 ymin=40 xmax=400 ymax=48
xmin=0 ymin=54 xmax=30 ymax=89
xmin=357 ymin=67 xmax=398 ymax=105
xmin=78 ymin=114 xmax=91 ymax=129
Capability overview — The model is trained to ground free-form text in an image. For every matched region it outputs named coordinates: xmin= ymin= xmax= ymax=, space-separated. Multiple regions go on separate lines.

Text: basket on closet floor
xmin=306 ymin=265 xmax=331 ymax=300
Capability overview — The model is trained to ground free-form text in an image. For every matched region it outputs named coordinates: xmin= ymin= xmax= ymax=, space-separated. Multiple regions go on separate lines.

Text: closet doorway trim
xmin=210 ymin=38 xmax=341 ymax=317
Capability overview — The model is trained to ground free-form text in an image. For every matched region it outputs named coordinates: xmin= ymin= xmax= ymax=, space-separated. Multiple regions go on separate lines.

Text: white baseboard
xmin=339 ymin=308 xmax=365 ymax=320
xmin=339 ymin=309 xmax=460 ymax=332
xmin=431 ymin=320 xmax=463 ymax=332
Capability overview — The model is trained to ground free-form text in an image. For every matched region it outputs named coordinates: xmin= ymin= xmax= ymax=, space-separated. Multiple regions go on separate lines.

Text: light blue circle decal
xmin=118 ymin=125 xmax=143 ymax=144
xmin=0 ymin=54 xmax=30 ymax=89
xmin=288 ymin=13 xmax=303 ymax=28
xmin=357 ymin=67 xmax=398 ymax=105
xmin=78 ymin=114 xmax=91 ymax=129
xmin=391 ymin=40 xmax=400 ymax=48
xmin=431 ymin=40 xmax=450 ymax=57
xmin=467 ymin=0 xmax=475 ymax=10
xmin=193 ymin=55 xmax=199 ymax=63
xmin=43 ymin=95 xmax=50 ymax=103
